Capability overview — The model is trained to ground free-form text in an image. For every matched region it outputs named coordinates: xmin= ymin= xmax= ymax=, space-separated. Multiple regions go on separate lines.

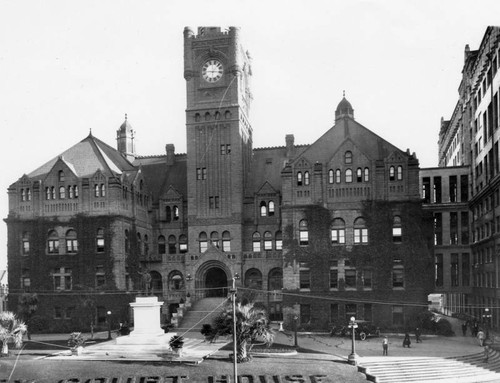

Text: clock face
xmin=202 ymin=59 xmax=223 ymax=83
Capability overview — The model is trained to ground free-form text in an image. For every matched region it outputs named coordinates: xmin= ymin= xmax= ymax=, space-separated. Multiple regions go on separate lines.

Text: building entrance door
xmin=205 ymin=267 xmax=228 ymax=297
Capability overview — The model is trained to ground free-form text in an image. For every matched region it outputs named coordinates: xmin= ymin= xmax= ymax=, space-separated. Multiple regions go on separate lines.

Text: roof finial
xmin=343 ymin=90 xmax=345 ymax=98
xmin=125 ymin=113 xmax=128 ymax=120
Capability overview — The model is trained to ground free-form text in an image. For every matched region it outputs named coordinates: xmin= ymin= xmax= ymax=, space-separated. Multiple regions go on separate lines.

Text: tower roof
xmin=118 ymin=113 xmax=133 ymax=133
xmin=335 ymin=95 xmax=354 ymax=120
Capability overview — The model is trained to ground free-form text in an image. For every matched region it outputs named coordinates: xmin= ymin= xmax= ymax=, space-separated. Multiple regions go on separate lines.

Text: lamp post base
xmin=348 ymin=352 xmax=359 ymax=366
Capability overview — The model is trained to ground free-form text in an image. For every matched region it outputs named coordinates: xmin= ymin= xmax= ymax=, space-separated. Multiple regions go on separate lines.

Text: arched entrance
xmin=205 ymin=267 xmax=228 ymax=297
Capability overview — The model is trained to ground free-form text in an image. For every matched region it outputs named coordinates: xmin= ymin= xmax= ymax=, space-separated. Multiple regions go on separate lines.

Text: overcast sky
xmin=1 ymin=0 xmax=499 ymax=272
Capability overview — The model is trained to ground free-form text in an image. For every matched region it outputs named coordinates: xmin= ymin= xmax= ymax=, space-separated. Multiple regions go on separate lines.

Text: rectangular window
xmin=435 ymin=254 xmax=443 ymax=287
xmin=252 ymin=240 xmax=261 ymax=252
xmin=196 ymin=168 xmax=202 ymax=180
xmin=461 ymin=212 xmax=469 ymax=244
xmin=462 ymin=253 xmax=470 ymax=287
xmin=433 ymin=176 xmax=442 ymax=203
xmin=48 ymin=239 xmax=59 ymax=254
xmin=209 ymin=197 xmax=214 ymax=209
xmin=300 ymin=304 xmax=311 ymax=324
xmin=330 ymin=304 xmax=339 ymax=324
xmin=54 ymin=306 xmax=62 ymax=319
xmin=331 ymin=229 xmax=345 ymax=244
xmin=222 ymin=239 xmax=231 ymax=252
xmin=53 ymin=267 xmax=72 ymax=291
xmin=95 ymin=266 xmax=106 ymax=288
xmin=451 ymin=253 xmax=459 ymax=287
xmin=392 ymin=227 xmax=402 ymax=243
xmin=220 ymin=144 xmax=226 ymax=155
xmin=344 ymin=268 xmax=356 ymax=289
xmin=364 ymin=304 xmax=373 ymax=322
xmin=345 ymin=304 xmax=357 ymax=322
xmin=392 ymin=266 xmax=404 ymax=288
xmin=264 ymin=238 xmax=272 ymax=250
xmin=363 ymin=269 xmax=372 ymax=289
xmin=354 ymin=229 xmax=368 ymax=244
xmin=202 ymin=168 xmax=207 ymax=180
xmin=179 ymin=243 xmax=188 ymax=253
xmin=299 ymin=231 xmax=309 ymax=246
xmin=450 ymin=212 xmax=458 ymax=245
xmin=275 ymin=238 xmax=282 ymax=250
xmin=434 ymin=213 xmax=443 ymax=245
xmin=299 ymin=267 xmax=311 ymax=290
xmin=96 ymin=238 xmax=105 ymax=253
xmin=392 ymin=305 xmax=404 ymax=326
xmin=422 ymin=177 xmax=431 ymax=203
xmin=449 ymin=175 xmax=457 ymax=202
xmin=22 ymin=240 xmax=30 ymax=255
xmin=329 ymin=267 xmax=338 ymax=289
xmin=66 ymin=239 xmax=78 ymax=253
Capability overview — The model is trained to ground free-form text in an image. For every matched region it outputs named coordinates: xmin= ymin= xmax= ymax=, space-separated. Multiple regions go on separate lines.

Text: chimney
xmin=286 ymin=134 xmax=295 ymax=159
xmin=166 ymin=144 xmax=175 ymax=166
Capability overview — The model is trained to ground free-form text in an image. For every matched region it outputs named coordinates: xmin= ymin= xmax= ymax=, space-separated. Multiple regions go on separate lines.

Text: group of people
xmin=382 ymin=327 xmax=422 ymax=356
xmin=461 ymin=319 xmax=487 ymax=346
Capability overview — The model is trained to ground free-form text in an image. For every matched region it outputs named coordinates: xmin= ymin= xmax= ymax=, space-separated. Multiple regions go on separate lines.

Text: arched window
xmin=393 ymin=216 xmax=402 ymax=243
xmin=179 ymin=234 xmax=188 ymax=253
xmin=27 ymin=188 xmax=31 ymax=201
xmin=58 ymin=170 xmax=65 ymax=182
xmin=252 ymin=232 xmax=261 ymax=252
xmin=137 ymin=233 xmax=142 ymax=255
xmin=345 ymin=151 xmax=353 ymax=164
xmin=225 ymin=110 xmax=231 ymax=119
xmin=199 ymin=232 xmax=208 ymax=253
xmin=48 ymin=230 xmax=59 ymax=254
xmin=74 ymin=185 xmax=79 ymax=198
xmin=389 ymin=166 xmax=395 ymax=181
xmin=354 ymin=217 xmax=368 ymax=244
xmin=205 ymin=112 xmax=211 ymax=121
xmin=264 ymin=231 xmax=273 ymax=250
xmin=51 ymin=187 xmax=56 ymax=200
xmin=168 ymin=235 xmax=177 ymax=254
xmin=364 ymin=167 xmax=370 ymax=182
xmin=68 ymin=186 xmax=74 ymax=199
xmin=96 ymin=228 xmax=105 ymax=253
xmin=244 ymin=268 xmax=263 ymax=289
xmin=195 ymin=113 xmax=201 ymax=122
xmin=268 ymin=201 xmax=275 ymax=216
xmin=21 ymin=189 xmax=26 ymax=201
xmin=275 ymin=231 xmax=283 ymax=250
xmin=66 ymin=229 xmax=78 ymax=254
xmin=335 ymin=169 xmax=341 ymax=183
xmin=45 ymin=187 xmax=51 ymax=200
xmin=100 ymin=184 xmax=106 ymax=197
xmin=331 ymin=218 xmax=346 ymax=244
xmin=144 ymin=234 xmax=149 ymax=256
xmin=345 ymin=169 xmax=353 ymax=183
xmin=166 ymin=206 xmax=172 ymax=222
xmin=214 ymin=111 xmax=221 ymax=120
xmin=304 ymin=171 xmax=310 ymax=185
xmin=168 ymin=270 xmax=184 ymax=290
xmin=173 ymin=206 xmax=179 ymax=220
xmin=260 ymin=201 xmax=267 ymax=217
xmin=268 ymin=268 xmax=283 ymax=291
xmin=94 ymin=184 xmax=100 ymax=197
xmin=299 ymin=219 xmax=309 ymax=246
xmin=210 ymin=231 xmax=219 ymax=248
xmin=328 ymin=169 xmax=334 ymax=184
xmin=222 ymin=231 xmax=231 ymax=252
xmin=59 ymin=186 xmax=66 ymax=199
xmin=125 ymin=230 xmax=130 ymax=254
xmin=22 ymin=231 xmax=30 ymax=255
xmin=158 ymin=235 xmax=166 ymax=255
xmin=297 ymin=172 xmax=303 ymax=186
xmin=150 ymin=271 xmax=163 ymax=292
xmin=397 ymin=166 xmax=403 ymax=180
xmin=356 ymin=168 xmax=362 ymax=183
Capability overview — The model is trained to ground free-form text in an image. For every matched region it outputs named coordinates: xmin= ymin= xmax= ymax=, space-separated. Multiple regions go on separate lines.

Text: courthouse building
xmin=5 ymin=26 xmax=433 ymax=332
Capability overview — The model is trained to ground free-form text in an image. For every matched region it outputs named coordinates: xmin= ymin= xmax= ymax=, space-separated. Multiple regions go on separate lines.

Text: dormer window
xmin=297 ymin=172 xmax=303 ymax=186
xmin=345 ymin=151 xmax=352 ymax=164
xmin=304 ymin=171 xmax=310 ymax=185
xmin=58 ymin=170 xmax=65 ymax=182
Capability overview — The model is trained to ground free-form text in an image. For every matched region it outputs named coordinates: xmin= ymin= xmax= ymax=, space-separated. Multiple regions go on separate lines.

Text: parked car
xmin=332 ymin=320 xmax=379 ymax=340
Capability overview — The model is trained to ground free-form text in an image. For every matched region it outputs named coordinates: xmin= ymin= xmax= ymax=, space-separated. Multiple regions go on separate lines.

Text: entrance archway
xmin=205 ymin=267 xmax=228 ymax=297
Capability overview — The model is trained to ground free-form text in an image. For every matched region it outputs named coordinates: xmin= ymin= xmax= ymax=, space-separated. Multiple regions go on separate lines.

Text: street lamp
xmin=230 ymin=272 xmax=240 ymax=383
xmin=483 ymin=308 xmax=492 ymax=340
xmin=186 ymin=274 xmax=193 ymax=308
xmin=347 ymin=316 xmax=359 ymax=365
xmin=106 ymin=310 xmax=112 ymax=340
xmin=293 ymin=315 xmax=299 ymax=347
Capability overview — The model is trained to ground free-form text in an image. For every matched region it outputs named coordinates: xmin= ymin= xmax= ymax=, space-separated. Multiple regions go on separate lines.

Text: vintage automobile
xmin=331 ymin=320 xmax=380 ymax=340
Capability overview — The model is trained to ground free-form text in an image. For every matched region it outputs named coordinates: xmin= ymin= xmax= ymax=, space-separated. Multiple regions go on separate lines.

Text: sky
xmin=0 ymin=0 xmax=499 ymax=272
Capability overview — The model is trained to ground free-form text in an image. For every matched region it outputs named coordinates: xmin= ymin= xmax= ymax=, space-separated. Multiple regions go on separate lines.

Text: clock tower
xmin=184 ymin=26 xmax=253 ymax=255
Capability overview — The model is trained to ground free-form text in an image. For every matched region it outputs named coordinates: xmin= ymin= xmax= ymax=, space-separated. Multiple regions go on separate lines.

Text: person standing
xmin=382 ymin=336 xmax=388 ymax=355
xmin=462 ymin=322 xmax=468 ymax=336
xmin=477 ymin=329 xmax=485 ymax=346
xmin=403 ymin=333 xmax=411 ymax=348
xmin=415 ymin=327 xmax=422 ymax=343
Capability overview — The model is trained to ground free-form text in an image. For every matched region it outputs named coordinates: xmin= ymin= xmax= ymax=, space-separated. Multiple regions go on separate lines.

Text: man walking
xmin=382 ymin=336 xmax=388 ymax=355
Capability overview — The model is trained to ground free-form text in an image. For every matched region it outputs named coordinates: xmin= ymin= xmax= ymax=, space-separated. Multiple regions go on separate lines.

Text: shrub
xmin=67 ymin=332 xmax=86 ymax=349
xmin=169 ymin=335 xmax=184 ymax=349
xmin=200 ymin=324 xmax=213 ymax=337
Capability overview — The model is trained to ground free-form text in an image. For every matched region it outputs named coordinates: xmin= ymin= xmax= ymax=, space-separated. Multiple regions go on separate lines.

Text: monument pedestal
xmin=116 ymin=296 xmax=175 ymax=345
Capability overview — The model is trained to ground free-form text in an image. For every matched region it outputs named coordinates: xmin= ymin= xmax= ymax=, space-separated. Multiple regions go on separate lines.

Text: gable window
xmin=397 ymin=166 xmax=403 ymax=180
xmin=96 ymin=228 xmax=105 ymax=253
xmin=222 ymin=231 xmax=231 ymax=252
xmin=48 ymin=230 xmax=59 ymax=254
xmin=260 ymin=201 xmax=267 ymax=216
xmin=166 ymin=206 xmax=172 ymax=222
xmin=335 ymin=169 xmax=341 ymax=183
xmin=51 ymin=187 xmax=56 ymax=200
xmin=58 ymin=186 xmax=65 ymax=199
xmin=331 ymin=218 xmax=346 ymax=244
xmin=58 ymin=170 xmax=65 ymax=182
xmin=68 ymin=186 xmax=74 ymax=199
xmin=199 ymin=232 xmax=208 ymax=253
xmin=345 ymin=169 xmax=353 ymax=183
xmin=252 ymin=232 xmax=261 ymax=252
xmin=53 ymin=267 xmax=72 ymax=290
xmin=100 ymin=184 xmax=106 ymax=197
xmin=389 ymin=166 xmax=395 ymax=181
xmin=73 ymin=185 xmax=79 ymax=198
xmin=364 ymin=167 xmax=370 ymax=182
xmin=173 ymin=206 xmax=179 ymax=220
xmin=356 ymin=168 xmax=362 ymax=182
xmin=158 ymin=235 xmax=166 ymax=255
xmin=45 ymin=187 xmax=51 ymax=200
xmin=299 ymin=219 xmax=309 ymax=246
xmin=94 ymin=184 xmax=100 ymax=197
xmin=264 ymin=231 xmax=273 ymax=250
xmin=345 ymin=151 xmax=352 ymax=164
xmin=275 ymin=231 xmax=283 ymax=250
xmin=328 ymin=169 xmax=334 ymax=184
xmin=354 ymin=217 xmax=368 ymax=244
xmin=179 ymin=234 xmax=188 ymax=253
xmin=304 ymin=171 xmax=310 ymax=186
xmin=297 ymin=172 xmax=303 ymax=186
xmin=21 ymin=189 xmax=26 ymax=201
xmin=65 ymin=230 xmax=78 ymax=254
xmin=268 ymin=201 xmax=275 ymax=216
xmin=22 ymin=232 xmax=30 ymax=255
xmin=168 ymin=235 xmax=177 ymax=254
xmin=393 ymin=216 xmax=402 ymax=243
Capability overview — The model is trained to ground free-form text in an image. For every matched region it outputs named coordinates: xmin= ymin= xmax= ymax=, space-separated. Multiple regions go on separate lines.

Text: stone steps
xmin=178 ymin=297 xmax=228 ymax=332
xmin=359 ymin=347 xmax=500 ymax=383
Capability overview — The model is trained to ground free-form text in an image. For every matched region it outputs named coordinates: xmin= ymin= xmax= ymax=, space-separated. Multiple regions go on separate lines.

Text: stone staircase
xmin=177 ymin=297 xmax=229 ymax=334
xmin=359 ymin=347 xmax=500 ymax=382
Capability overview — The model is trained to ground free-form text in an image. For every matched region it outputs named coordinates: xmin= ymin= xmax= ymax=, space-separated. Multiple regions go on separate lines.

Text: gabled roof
xmin=27 ymin=133 xmax=136 ymax=179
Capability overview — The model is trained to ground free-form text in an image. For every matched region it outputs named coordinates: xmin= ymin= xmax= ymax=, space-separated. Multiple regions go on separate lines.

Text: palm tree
xmin=209 ymin=302 xmax=274 ymax=362
xmin=0 ymin=311 xmax=27 ymax=355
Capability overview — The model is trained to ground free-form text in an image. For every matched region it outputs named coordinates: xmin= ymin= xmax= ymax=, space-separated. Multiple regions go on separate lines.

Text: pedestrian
xmin=382 ymin=336 xmax=388 ymax=355
xmin=473 ymin=321 xmax=479 ymax=337
xmin=484 ymin=346 xmax=489 ymax=363
xmin=415 ymin=327 xmax=422 ymax=343
xmin=477 ymin=329 xmax=485 ymax=346
xmin=462 ymin=322 xmax=468 ymax=336
xmin=403 ymin=333 xmax=411 ymax=348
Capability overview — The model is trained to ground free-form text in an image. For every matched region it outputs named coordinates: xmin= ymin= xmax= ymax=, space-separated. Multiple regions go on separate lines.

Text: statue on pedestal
xmin=138 ymin=268 xmax=152 ymax=296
